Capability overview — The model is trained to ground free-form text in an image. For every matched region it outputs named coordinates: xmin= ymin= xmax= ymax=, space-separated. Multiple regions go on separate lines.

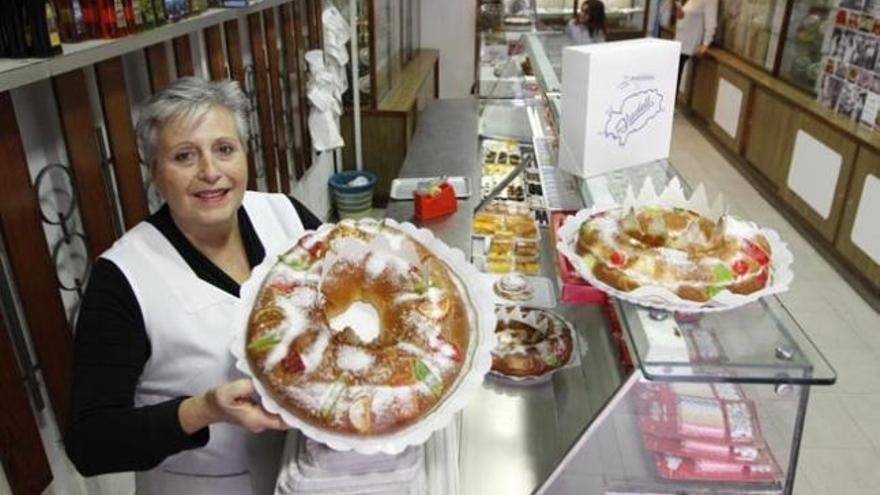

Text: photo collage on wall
xmin=817 ymin=0 xmax=880 ymax=130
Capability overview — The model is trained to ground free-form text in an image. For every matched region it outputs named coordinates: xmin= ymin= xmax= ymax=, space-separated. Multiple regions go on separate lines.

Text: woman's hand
xmin=179 ymin=379 xmax=288 ymax=434
xmin=695 ymin=44 xmax=709 ymax=57
xmin=675 ymin=1 xmax=685 ymax=20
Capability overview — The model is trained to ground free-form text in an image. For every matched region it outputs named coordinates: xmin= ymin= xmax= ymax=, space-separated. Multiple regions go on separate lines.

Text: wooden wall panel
xmin=835 ymin=146 xmax=880 ymax=288
xmin=0 ymin=316 xmax=52 ymax=495
xmin=52 ymin=70 xmax=118 ymax=256
xmin=145 ymin=43 xmax=172 ymax=92
xmin=292 ymin=1 xmax=313 ymax=169
xmin=263 ymin=9 xmax=292 ymax=193
xmin=94 ymin=57 xmax=150 ymax=229
xmin=248 ymin=12 xmax=280 ymax=192
xmin=203 ymin=25 xmax=227 ymax=81
xmin=780 ymin=113 xmax=858 ymax=242
xmin=173 ymin=35 xmax=196 ymax=77
xmin=0 ymin=92 xmax=73 ymax=431
xmin=281 ymin=4 xmax=306 ymax=179
xmin=690 ymin=56 xmax=719 ymax=123
xmin=745 ymin=87 xmax=798 ymax=188
xmin=341 ymin=111 xmax=407 ymax=205
xmin=223 ymin=20 xmax=258 ymax=191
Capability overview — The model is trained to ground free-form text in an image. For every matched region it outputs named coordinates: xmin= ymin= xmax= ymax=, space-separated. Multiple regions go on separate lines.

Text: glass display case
xmin=605 ymin=0 xmax=648 ymax=35
xmin=351 ymin=0 xmax=420 ymax=108
xmin=718 ymin=0 xmax=786 ymax=70
xmin=453 ymin=32 xmax=837 ymax=495
xmin=777 ymin=0 xmax=836 ymax=93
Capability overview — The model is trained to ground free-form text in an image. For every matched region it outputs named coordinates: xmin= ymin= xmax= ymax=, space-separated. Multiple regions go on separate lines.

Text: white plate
xmin=232 ymin=219 xmax=497 ymax=454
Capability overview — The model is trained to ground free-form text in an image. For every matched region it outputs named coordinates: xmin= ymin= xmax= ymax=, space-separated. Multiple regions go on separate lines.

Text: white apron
xmin=102 ymin=192 xmax=305 ymax=495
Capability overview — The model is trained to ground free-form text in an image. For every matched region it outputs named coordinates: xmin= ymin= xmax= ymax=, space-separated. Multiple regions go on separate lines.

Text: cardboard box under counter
xmin=559 ymin=38 xmax=681 ymax=179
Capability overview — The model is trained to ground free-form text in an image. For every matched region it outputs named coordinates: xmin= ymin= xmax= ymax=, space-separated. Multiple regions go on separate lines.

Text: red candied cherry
xmin=281 ymin=347 xmax=305 ymax=374
xmin=269 ymin=281 xmax=298 ymax=294
xmin=755 ymin=267 xmax=769 ymax=286
xmin=609 ymin=250 xmax=627 ymax=267
xmin=732 ymin=259 xmax=749 ymax=276
xmin=742 ymin=239 xmax=770 ymax=266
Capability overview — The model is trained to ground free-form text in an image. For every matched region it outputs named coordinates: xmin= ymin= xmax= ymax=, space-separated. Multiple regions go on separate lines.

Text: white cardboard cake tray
xmin=231 ymin=218 xmax=497 ymax=455
xmin=555 ymin=178 xmax=794 ymax=313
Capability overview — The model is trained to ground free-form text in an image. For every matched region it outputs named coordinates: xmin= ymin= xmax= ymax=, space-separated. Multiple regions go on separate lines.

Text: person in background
xmin=675 ymin=0 xmax=719 ymax=93
xmin=566 ymin=0 xmax=607 ymax=45
xmin=64 ymin=77 xmax=322 ymax=495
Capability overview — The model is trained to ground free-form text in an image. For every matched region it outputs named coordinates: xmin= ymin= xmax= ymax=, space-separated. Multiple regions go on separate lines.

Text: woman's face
xmin=580 ymin=5 xmax=590 ymax=24
xmin=152 ymin=106 xmax=247 ymax=234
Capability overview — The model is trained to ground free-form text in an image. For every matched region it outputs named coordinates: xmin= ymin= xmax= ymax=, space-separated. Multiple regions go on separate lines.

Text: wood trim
xmin=0 ymin=317 xmax=53 ymax=495
xmin=94 ymin=57 xmax=150 ymax=230
xmin=248 ymin=12 xmax=280 ymax=192
xmin=203 ymin=25 xmax=227 ymax=80
xmin=223 ymin=20 xmax=257 ymax=191
xmin=836 ymin=147 xmax=880 ymax=287
xmin=52 ymin=70 xmax=118 ymax=256
xmin=434 ymin=59 xmax=439 ymax=99
xmin=263 ymin=8 xmax=291 ymax=193
xmin=145 ymin=43 xmax=172 ymax=92
xmin=307 ymin=0 xmax=322 ymax=49
xmin=280 ymin=4 xmax=306 ymax=179
xmin=173 ymin=35 xmax=196 ymax=77
xmin=0 ymin=92 xmax=73 ymax=432
xmin=772 ymin=0 xmax=795 ymax=77
xmin=292 ymin=1 xmax=312 ymax=169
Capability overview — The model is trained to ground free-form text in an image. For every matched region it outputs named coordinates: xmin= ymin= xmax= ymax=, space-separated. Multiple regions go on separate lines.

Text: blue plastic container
xmin=329 ymin=170 xmax=377 ymax=219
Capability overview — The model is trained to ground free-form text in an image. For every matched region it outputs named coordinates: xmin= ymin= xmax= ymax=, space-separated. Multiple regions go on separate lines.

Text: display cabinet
xmin=452 ymin=33 xmax=837 ymax=494
xmin=353 ymin=0 xmax=420 ymax=108
xmin=777 ymin=0 xmax=836 ymax=93
xmin=718 ymin=0 xmax=786 ymax=70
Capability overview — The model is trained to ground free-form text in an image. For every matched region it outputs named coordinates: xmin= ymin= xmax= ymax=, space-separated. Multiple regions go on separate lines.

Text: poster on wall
xmin=816 ymin=1 xmax=880 ymax=131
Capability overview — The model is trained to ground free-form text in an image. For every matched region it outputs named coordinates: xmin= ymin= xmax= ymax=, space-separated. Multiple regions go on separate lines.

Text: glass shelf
xmin=617 ymin=298 xmax=837 ymax=384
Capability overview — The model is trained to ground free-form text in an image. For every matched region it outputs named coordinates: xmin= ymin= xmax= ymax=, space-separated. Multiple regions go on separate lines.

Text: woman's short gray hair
xmin=135 ymin=77 xmax=250 ymax=167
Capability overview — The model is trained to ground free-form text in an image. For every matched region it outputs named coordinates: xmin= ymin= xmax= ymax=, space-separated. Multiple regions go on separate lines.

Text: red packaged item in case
xmin=413 ymin=180 xmax=457 ymax=220
xmin=550 ymin=211 xmax=607 ymax=304
xmin=642 ymin=434 xmax=773 ymax=464
xmin=634 ymin=384 xmax=761 ymax=445
xmin=652 ymin=453 xmax=781 ymax=483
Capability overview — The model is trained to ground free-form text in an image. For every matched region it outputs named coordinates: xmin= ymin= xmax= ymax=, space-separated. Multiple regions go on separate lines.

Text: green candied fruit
xmin=579 ymin=222 xmax=593 ymax=234
xmin=542 ymin=351 xmax=559 ymax=366
xmin=248 ymin=332 xmax=281 ymax=351
xmin=712 ymin=263 xmax=734 ymax=282
xmin=413 ymin=359 xmax=443 ymax=396
xmin=707 ymin=285 xmax=723 ymax=298
xmin=279 ymin=251 xmax=310 ymax=270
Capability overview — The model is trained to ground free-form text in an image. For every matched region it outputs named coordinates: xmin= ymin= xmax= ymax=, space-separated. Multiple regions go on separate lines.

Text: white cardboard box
xmin=559 ymin=38 xmax=681 ymax=178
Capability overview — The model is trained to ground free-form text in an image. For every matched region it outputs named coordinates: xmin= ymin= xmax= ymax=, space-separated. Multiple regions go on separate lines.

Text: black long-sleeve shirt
xmin=65 ymin=197 xmax=321 ymax=476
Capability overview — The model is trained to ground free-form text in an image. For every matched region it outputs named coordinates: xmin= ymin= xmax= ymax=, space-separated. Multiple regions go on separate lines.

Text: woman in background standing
xmin=566 ymin=0 xmax=607 ymax=45
xmin=674 ymin=0 xmax=719 ymax=92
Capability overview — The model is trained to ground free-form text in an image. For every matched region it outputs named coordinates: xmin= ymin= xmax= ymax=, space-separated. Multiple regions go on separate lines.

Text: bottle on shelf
xmin=189 ymin=0 xmax=206 ymax=15
xmin=55 ymin=0 xmax=89 ymax=42
xmin=22 ymin=0 xmax=64 ymax=57
xmin=123 ymin=0 xmax=144 ymax=33
xmin=138 ymin=0 xmax=156 ymax=29
xmin=163 ymin=0 xmax=189 ymax=22
xmin=152 ymin=0 xmax=167 ymax=25
xmin=97 ymin=0 xmax=128 ymax=38
xmin=1 ymin=0 xmax=29 ymax=57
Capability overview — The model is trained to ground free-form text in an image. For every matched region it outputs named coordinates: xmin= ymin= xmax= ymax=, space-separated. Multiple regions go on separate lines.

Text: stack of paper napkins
xmin=558 ymin=38 xmax=681 ymax=178
xmin=275 ymin=435 xmax=426 ymax=495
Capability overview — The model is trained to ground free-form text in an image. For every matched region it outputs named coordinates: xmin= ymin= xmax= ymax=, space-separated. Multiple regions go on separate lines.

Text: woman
xmin=65 ymin=77 xmax=322 ymax=494
xmin=674 ymin=0 xmax=719 ymax=91
xmin=565 ymin=0 xmax=606 ymax=45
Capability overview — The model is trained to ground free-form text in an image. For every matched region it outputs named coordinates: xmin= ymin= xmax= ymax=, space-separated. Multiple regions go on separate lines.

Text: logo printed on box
xmin=603 ymin=87 xmax=665 ymax=146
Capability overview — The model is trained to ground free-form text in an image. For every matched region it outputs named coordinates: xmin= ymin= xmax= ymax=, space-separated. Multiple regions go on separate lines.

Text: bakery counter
xmin=385 ymin=98 xmax=630 ymax=495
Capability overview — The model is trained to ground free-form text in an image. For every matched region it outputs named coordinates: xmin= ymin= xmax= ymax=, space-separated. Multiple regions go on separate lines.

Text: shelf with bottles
xmin=777 ymin=0 xmax=836 ymax=94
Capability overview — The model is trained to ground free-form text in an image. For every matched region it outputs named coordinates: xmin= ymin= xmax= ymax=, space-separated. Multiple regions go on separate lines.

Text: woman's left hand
xmin=695 ymin=45 xmax=709 ymax=57
xmin=180 ymin=379 xmax=289 ymax=434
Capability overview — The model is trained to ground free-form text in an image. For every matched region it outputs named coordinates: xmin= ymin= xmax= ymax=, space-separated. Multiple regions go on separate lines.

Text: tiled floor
xmin=670 ymin=113 xmax=880 ymax=495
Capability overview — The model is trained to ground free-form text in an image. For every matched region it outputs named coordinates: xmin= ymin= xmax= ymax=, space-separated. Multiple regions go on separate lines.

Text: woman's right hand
xmin=179 ymin=379 xmax=288 ymax=434
xmin=675 ymin=1 xmax=685 ymax=20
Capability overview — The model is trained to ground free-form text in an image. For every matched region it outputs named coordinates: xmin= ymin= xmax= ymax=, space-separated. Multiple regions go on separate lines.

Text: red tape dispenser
xmin=413 ymin=177 xmax=458 ymax=220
